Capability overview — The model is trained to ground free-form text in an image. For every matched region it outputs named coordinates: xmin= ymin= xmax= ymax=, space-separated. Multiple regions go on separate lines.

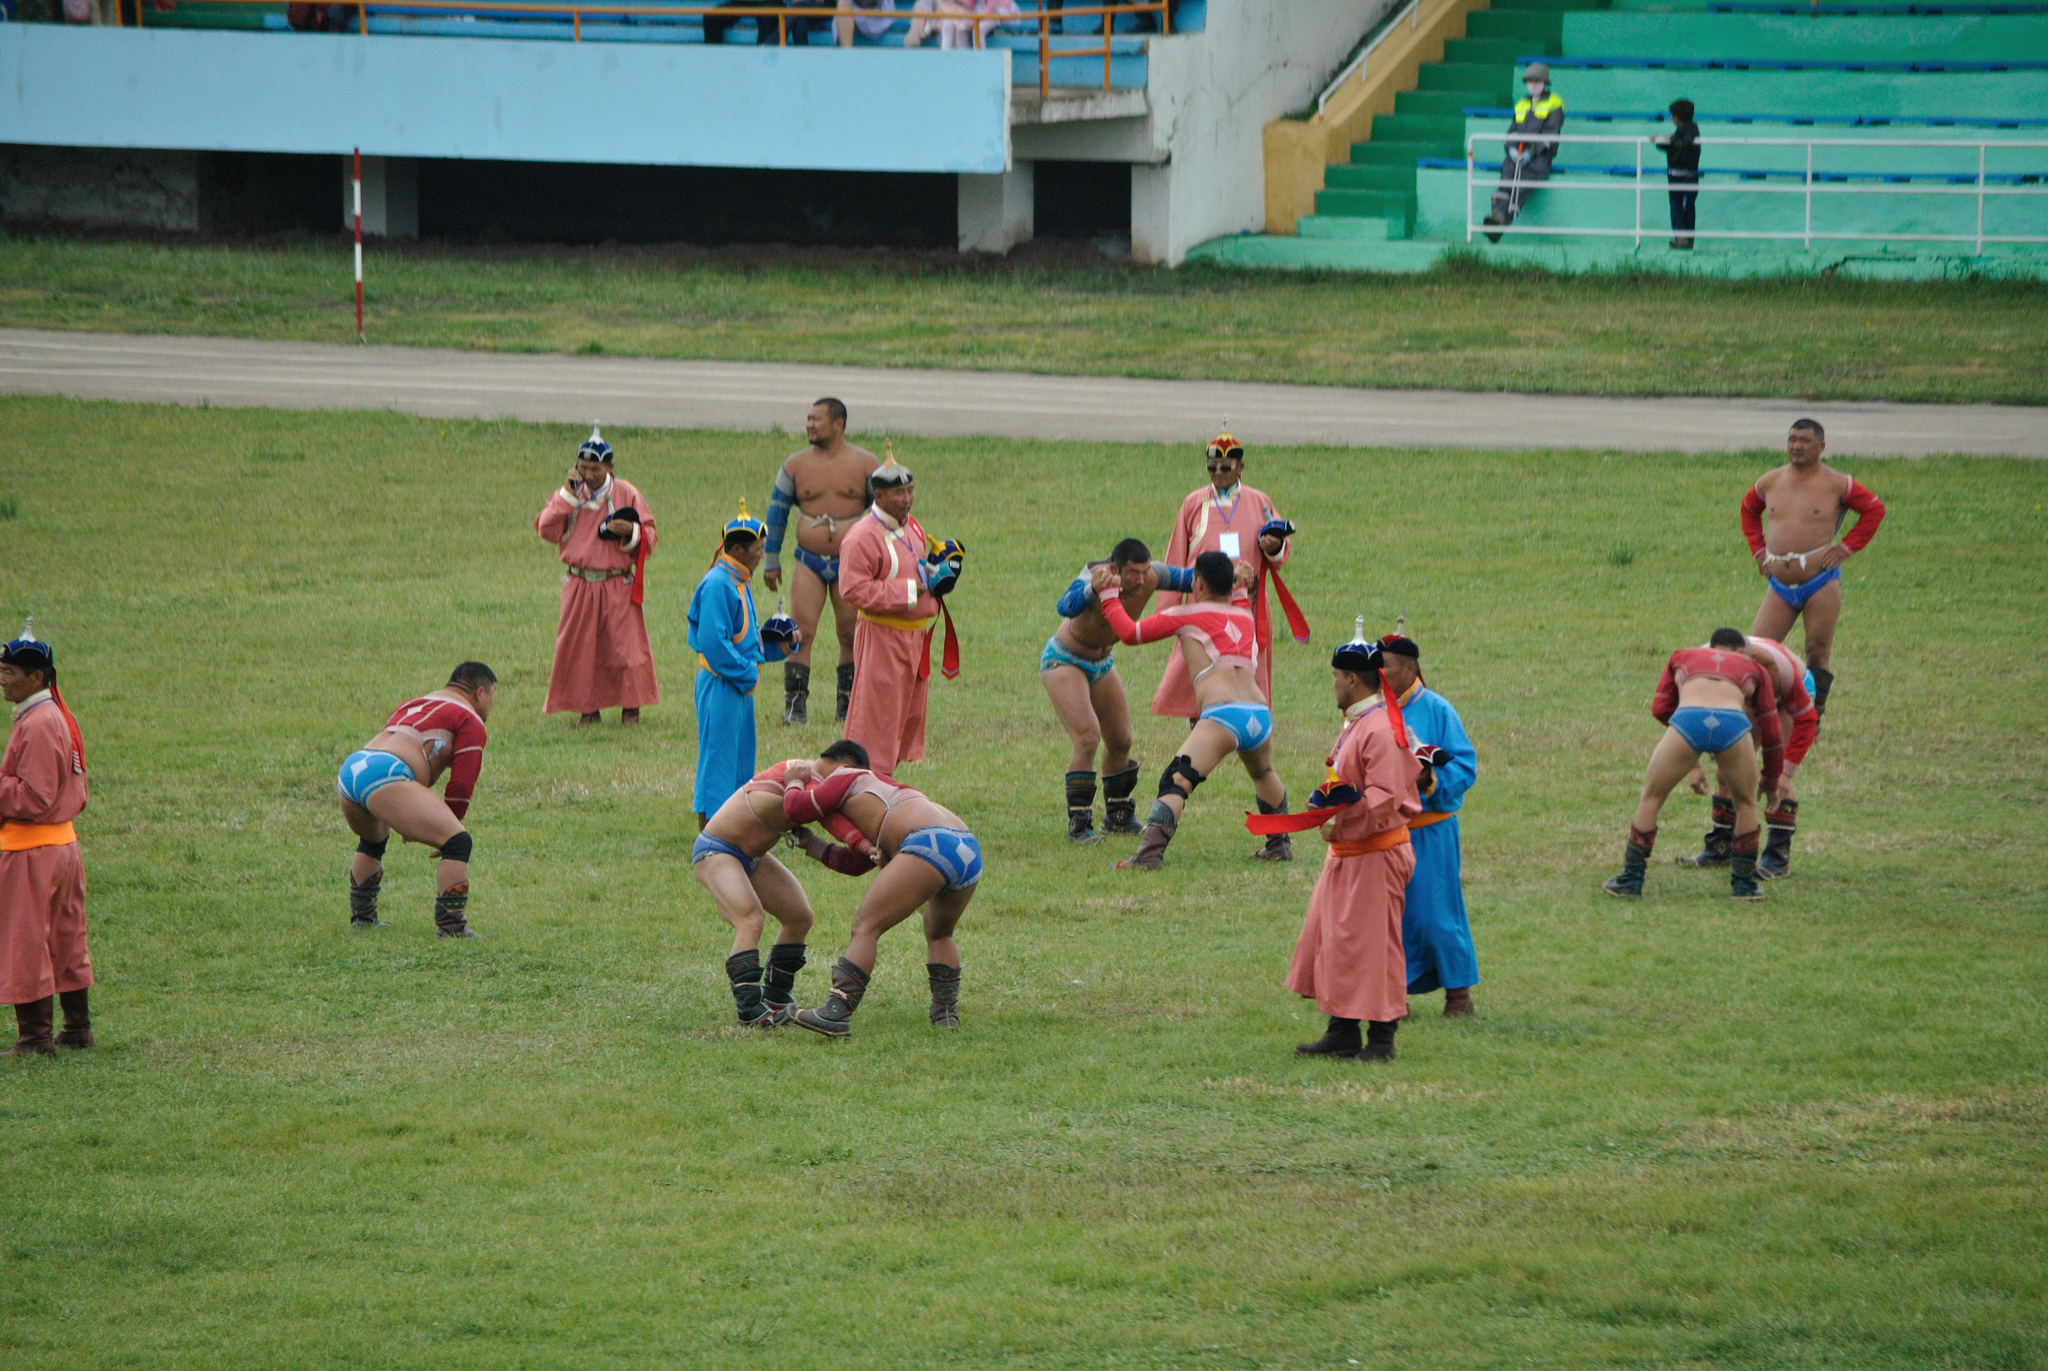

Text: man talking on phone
xmin=534 ymin=426 xmax=660 ymax=727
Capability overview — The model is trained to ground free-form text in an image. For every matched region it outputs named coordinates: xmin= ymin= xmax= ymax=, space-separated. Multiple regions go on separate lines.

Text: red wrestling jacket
xmin=1742 ymin=475 xmax=1886 ymax=555
xmin=385 ymin=696 xmax=488 ymax=821
xmin=1652 ymin=649 xmax=1785 ymax=785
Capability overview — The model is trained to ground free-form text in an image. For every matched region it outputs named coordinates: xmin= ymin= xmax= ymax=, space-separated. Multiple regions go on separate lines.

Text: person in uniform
xmin=534 ymin=427 xmax=659 ymax=726
xmin=0 ymin=622 xmax=93 ymax=1056
xmin=688 ymin=500 xmax=799 ymax=826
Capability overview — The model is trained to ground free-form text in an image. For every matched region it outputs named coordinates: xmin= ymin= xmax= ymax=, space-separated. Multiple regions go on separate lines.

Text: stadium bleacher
xmin=1203 ymin=0 xmax=2048 ymax=276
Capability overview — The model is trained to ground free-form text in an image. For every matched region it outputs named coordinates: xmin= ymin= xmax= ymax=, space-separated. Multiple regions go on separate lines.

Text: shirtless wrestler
xmin=1042 ymin=539 xmax=1251 ymax=844
xmin=1605 ymin=630 xmax=1783 ymax=902
xmin=1678 ymin=634 xmax=1818 ymax=881
xmin=1743 ymin=419 xmax=1886 ymax=715
xmin=762 ymin=398 xmax=881 ymax=726
xmin=336 ymin=662 xmax=496 ymax=938
xmin=1092 ymin=551 xmax=1292 ymax=870
xmin=781 ymin=759 xmax=983 ymax=1038
xmin=691 ymin=739 xmax=880 ymax=1028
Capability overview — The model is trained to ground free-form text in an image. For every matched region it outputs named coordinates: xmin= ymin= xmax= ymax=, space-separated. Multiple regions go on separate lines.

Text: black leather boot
xmin=835 ymin=662 xmax=854 ymax=724
xmin=1065 ymin=770 xmax=1100 ymax=844
xmin=1604 ymin=826 xmax=1655 ymax=898
xmin=1101 ymin=763 xmax=1141 ymax=834
xmin=1731 ymin=828 xmax=1764 ymax=901
xmin=1359 ymin=1019 xmax=1399 ymax=1063
xmin=1675 ymin=795 xmax=1734 ymax=867
xmin=728 ymin=949 xmax=773 ymax=1026
xmin=56 ymin=989 xmax=92 ymax=1049
xmin=10 ymin=997 xmax=55 ymax=1057
xmin=1251 ymin=795 xmax=1293 ymax=862
xmin=764 ymin=941 xmax=807 ymax=1021
xmin=795 ymin=958 xmax=870 ymax=1038
xmin=1295 ymin=1016 xmax=1361 ymax=1058
xmin=783 ymin=661 xmax=810 ymax=726
xmin=1761 ymin=800 xmax=1797 ymax=880
xmin=349 ymin=871 xmax=385 ymax=927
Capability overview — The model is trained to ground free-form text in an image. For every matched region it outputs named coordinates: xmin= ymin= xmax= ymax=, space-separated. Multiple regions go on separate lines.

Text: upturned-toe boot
xmin=349 ymin=872 xmax=385 ymax=927
xmin=1116 ymin=820 xmax=1174 ymax=870
xmin=10 ymin=997 xmax=56 ymax=1057
xmin=1731 ymin=829 xmax=1765 ymax=901
xmin=56 ymin=989 xmax=92 ymax=1049
xmin=1442 ymin=987 xmax=1474 ymax=1018
xmin=795 ymin=958 xmax=870 ymax=1038
xmin=1675 ymin=795 xmax=1735 ymax=867
xmin=927 ymin=963 xmax=961 ymax=1029
xmin=1295 ymin=1016 xmax=1362 ymax=1058
xmin=1251 ymin=796 xmax=1294 ymax=861
xmin=435 ymin=881 xmax=482 ymax=937
xmin=1605 ymin=826 xmax=1656 ymax=898
xmin=1358 ymin=1019 xmax=1399 ymax=1063
xmin=1065 ymin=770 xmax=1100 ymax=844
xmin=1760 ymin=800 xmax=1797 ymax=880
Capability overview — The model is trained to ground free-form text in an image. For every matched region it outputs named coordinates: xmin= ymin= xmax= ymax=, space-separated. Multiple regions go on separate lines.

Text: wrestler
xmin=782 ymin=759 xmax=983 ymax=1038
xmin=1605 ymin=630 xmax=1782 ymax=902
xmin=1677 ymin=634 xmax=1817 ymax=880
xmin=1041 ymin=538 xmax=1224 ymax=843
xmin=1092 ymin=552 xmax=1291 ymax=870
xmin=337 ymin=662 xmax=496 ymax=938
xmin=762 ymin=398 xmax=881 ymax=725
xmin=691 ymin=740 xmax=880 ymax=1028
xmin=1153 ymin=431 xmax=1303 ymax=859
xmin=1742 ymin=419 xmax=1886 ymax=715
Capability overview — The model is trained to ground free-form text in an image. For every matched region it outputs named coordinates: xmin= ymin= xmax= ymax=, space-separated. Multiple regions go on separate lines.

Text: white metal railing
xmin=1315 ymin=0 xmax=1426 ymax=120
xmin=1462 ymin=133 xmax=2048 ymax=253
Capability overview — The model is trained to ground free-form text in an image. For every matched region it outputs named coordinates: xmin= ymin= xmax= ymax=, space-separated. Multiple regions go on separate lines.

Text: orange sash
xmin=1408 ymin=810 xmax=1454 ymax=830
xmin=1326 ymin=827 xmax=1411 ymax=858
xmin=857 ymin=610 xmax=935 ymax=633
xmin=0 ymin=820 xmax=77 ymax=852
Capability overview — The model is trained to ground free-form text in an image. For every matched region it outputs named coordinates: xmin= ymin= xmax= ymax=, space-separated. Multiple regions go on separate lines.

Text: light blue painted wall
xmin=0 ymin=26 xmax=1009 ymax=172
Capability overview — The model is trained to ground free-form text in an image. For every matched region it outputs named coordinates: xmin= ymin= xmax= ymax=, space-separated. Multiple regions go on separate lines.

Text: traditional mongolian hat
xmin=868 ymin=439 xmax=913 ymax=500
xmin=2 ymin=616 xmax=54 ymax=679
xmin=577 ymin=423 xmax=614 ymax=464
xmin=1331 ymin=615 xmax=1384 ymax=676
xmin=724 ymin=496 xmax=766 ymax=545
xmin=1206 ymin=427 xmax=1244 ymax=464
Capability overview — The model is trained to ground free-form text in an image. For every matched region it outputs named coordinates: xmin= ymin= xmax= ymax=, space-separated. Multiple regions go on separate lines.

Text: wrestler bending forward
xmin=781 ymin=757 xmax=983 ymax=1038
xmin=1605 ymin=629 xmax=1783 ymax=902
xmin=1092 ymin=551 xmax=1290 ymax=870
xmin=337 ymin=662 xmax=496 ymax=937
xmin=691 ymin=739 xmax=881 ymax=1027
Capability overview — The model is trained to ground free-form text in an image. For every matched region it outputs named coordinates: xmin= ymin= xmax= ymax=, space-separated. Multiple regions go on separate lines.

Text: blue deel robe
xmin=1399 ymin=683 xmax=1480 ymax=993
xmin=687 ymin=554 xmax=788 ymax=815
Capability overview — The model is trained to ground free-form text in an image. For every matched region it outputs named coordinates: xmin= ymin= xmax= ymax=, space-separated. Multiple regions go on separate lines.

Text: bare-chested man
xmin=1741 ymin=419 xmax=1886 ymax=716
xmin=762 ymin=398 xmax=880 ymax=726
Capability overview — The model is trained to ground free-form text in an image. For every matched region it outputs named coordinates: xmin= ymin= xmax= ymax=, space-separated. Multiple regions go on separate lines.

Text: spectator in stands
xmin=837 ymin=0 xmax=903 ymax=45
xmin=906 ymin=0 xmax=1020 ymax=48
xmin=706 ymin=0 xmax=836 ymax=45
xmin=286 ymin=0 xmax=361 ymax=29
xmin=1043 ymin=0 xmax=1163 ymax=33
xmin=1482 ymin=62 xmax=1564 ymax=243
xmin=1654 ymin=98 xmax=1702 ymax=250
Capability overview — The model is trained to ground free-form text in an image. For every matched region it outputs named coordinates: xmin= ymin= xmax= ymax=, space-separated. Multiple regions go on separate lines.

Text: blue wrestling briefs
xmin=1669 ymin=706 xmax=1751 ymax=755
xmin=337 ymin=750 xmax=415 ymax=806
xmin=1769 ymin=565 xmax=1840 ymax=611
xmin=1039 ymin=635 xmax=1115 ymax=684
xmin=899 ymin=826 xmax=983 ymax=891
xmin=1200 ymin=702 xmax=1274 ymax=752
xmin=793 ymin=546 xmax=840 ymax=584
xmin=691 ymin=832 xmax=761 ymax=875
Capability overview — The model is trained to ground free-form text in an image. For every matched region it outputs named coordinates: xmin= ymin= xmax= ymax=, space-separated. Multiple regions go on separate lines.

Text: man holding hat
xmin=688 ymin=500 xmax=800 ymax=825
xmin=1376 ymin=629 xmax=1481 ymax=1018
xmin=1153 ymin=430 xmax=1304 ymax=860
xmin=534 ymin=425 xmax=660 ymax=727
xmin=1483 ymin=62 xmax=1564 ymax=242
xmin=1282 ymin=622 xmax=1422 ymax=1064
xmin=0 ymin=620 xmax=93 ymax=1055
xmin=838 ymin=456 xmax=940 ymax=775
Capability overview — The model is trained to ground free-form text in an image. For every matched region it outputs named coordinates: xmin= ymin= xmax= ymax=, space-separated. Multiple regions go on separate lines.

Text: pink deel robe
xmin=0 ymin=694 xmax=91 ymax=1005
xmin=1285 ymin=697 xmax=1422 ymax=1025
xmin=839 ymin=508 xmax=938 ymax=775
xmin=535 ymin=476 xmax=659 ymax=715
xmin=1152 ymin=482 xmax=1290 ymax=719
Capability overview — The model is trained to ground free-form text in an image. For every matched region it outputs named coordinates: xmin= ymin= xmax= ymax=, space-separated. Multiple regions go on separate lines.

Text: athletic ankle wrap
xmin=1627 ymin=825 xmax=1657 ymax=853
xmin=765 ymin=943 xmax=807 ymax=1003
xmin=1709 ymin=795 xmax=1735 ymax=827
xmin=1732 ymin=829 xmax=1761 ymax=855
xmin=356 ymin=836 xmax=389 ymax=861
xmin=1065 ymin=770 xmax=1099 ymax=811
xmin=440 ymin=830 xmax=473 ymax=865
xmin=1158 ymin=755 xmax=1203 ymax=800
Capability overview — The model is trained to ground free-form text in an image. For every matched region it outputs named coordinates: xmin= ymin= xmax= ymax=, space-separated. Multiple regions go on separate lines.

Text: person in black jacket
xmin=1483 ymin=62 xmax=1564 ymax=242
xmin=1654 ymin=99 xmax=1702 ymax=250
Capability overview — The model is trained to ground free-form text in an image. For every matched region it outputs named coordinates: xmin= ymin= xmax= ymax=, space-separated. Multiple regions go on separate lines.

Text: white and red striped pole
xmin=352 ymin=147 xmax=364 ymax=342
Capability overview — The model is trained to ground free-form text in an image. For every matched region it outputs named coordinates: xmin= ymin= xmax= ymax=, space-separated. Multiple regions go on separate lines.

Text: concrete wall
xmin=1011 ymin=0 xmax=1393 ymax=263
xmin=0 ymin=146 xmax=202 ymax=231
xmin=0 ymin=26 xmax=1010 ymax=173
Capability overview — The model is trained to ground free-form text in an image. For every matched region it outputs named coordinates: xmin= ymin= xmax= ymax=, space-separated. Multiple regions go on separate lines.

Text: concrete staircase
xmin=1297 ymin=0 xmax=1597 ymax=243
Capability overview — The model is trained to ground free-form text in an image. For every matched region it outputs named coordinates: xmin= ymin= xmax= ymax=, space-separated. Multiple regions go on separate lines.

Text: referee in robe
xmin=1287 ymin=631 xmax=1422 ymax=1063
xmin=687 ymin=502 xmax=793 ymax=823
xmin=1378 ymin=634 xmax=1481 ymax=1017
xmin=534 ymin=428 xmax=660 ymax=725
xmin=1 ymin=623 xmax=93 ymax=1056
xmin=839 ymin=461 xmax=939 ymax=775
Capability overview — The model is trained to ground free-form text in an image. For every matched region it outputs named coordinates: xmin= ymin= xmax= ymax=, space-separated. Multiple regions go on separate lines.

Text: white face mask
xmin=1526 ymin=82 xmax=1544 ymax=99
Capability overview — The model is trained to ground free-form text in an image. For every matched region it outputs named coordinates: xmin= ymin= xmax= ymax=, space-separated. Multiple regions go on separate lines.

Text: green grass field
xmin=1 ymin=395 xmax=2043 ymax=1368
xmin=6 ymin=231 xmax=2048 ymax=404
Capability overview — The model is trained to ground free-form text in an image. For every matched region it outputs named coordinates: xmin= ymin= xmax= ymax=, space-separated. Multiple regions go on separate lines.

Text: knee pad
xmin=1157 ymin=755 xmax=1203 ymax=801
xmin=355 ymin=836 xmax=389 ymax=861
xmin=439 ymin=830 xmax=473 ymax=864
